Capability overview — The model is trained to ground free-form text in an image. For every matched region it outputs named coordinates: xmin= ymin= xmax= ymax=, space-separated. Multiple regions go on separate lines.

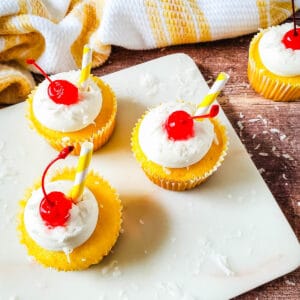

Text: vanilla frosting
xmin=33 ymin=70 xmax=102 ymax=132
xmin=138 ymin=102 xmax=215 ymax=168
xmin=24 ymin=180 xmax=99 ymax=252
xmin=258 ymin=23 xmax=300 ymax=77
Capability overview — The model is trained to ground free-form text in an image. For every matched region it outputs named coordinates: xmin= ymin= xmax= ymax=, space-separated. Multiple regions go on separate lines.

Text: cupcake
xmin=248 ymin=23 xmax=300 ymax=101
xmin=131 ymin=101 xmax=228 ymax=191
xmin=26 ymin=57 xmax=116 ymax=155
xmin=18 ymin=145 xmax=122 ymax=271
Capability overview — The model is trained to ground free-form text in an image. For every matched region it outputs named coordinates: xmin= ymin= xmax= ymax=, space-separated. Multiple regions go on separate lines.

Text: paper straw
xmin=69 ymin=142 xmax=93 ymax=202
xmin=196 ymin=72 xmax=229 ymax=114
xmin=78 ymin=44 xmax=92 ymax=90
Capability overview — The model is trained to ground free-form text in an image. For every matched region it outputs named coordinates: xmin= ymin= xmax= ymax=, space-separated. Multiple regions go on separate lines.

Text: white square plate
xmin=0 ymin=54 xmax=299 ymax=300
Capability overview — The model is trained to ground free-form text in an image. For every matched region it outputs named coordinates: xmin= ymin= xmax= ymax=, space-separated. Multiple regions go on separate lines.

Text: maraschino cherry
xmin=164 ymin=104 xmax=219 ymax=141
xmin=281 ymin=0 xmax=300 ymax=50
xmin=39 ymin=146 xmax=74 ymax=227
xmin=282 ymin=28 xmax=300 ymax=50
xmin=26 ymin=59 xmax=79 ymax=105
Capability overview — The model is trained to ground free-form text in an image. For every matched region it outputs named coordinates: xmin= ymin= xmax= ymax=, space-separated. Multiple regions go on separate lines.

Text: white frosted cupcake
xmin=248 ymin=23 xmax=300 ymax=101
xmin=18 ymin=168 xmax=122 ymax=271
xmin=131 ymin=101 xmax=228 ymax=191
xmin=27 ymin=70 xmax=117 ymax=155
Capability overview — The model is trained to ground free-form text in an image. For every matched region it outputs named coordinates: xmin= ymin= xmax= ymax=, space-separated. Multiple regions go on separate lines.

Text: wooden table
xmin=92 ymin=21 xmax=300 ymax=300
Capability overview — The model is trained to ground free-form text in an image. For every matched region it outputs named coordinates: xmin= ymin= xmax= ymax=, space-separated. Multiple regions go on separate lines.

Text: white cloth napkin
xmin=0 ymin=0 xmax=298 ymax=104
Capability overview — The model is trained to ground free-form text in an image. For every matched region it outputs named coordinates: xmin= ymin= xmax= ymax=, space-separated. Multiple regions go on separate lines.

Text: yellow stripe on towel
xmin=145 ymin=0 xmax=169 ymax=47
xmin=270 ymin=0 xmax=292 ymax=25
xmin=161 ymin=0 xmax=197 ymax=45
xmin=256 ymin=0 xmax=269 ymax=28
xmin=189 ymin=0 xmax=211 ymax=41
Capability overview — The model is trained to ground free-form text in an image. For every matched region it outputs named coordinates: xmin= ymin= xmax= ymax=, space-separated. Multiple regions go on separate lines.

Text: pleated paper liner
xmin=131 ymin=115 xmax=228 ymax=191
xmin=248 ymin=31 xmax=300 ymax=102
xmin=27 ymin=75 xmax=117 ymax=155
xmin=18 ymin=167 xmax=122 ymax=271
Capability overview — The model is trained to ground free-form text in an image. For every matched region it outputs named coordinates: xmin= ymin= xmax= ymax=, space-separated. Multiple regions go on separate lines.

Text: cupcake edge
xmin=17 ymin=167 xmax=122 ymax=271
xmin=131 ymin=112 xmax=228 ymax=191
xmin=248 ymin=30 xmax=300 ymax=102
xmin=26 ymin=75 xmax=117 ymax=155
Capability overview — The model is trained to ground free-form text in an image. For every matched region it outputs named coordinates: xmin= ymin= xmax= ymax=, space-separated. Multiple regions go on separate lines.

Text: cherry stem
xmin=292 ymin=0 xmax=298 ymax=36
xmin=192 ymin=105 xmax=219 ymax=120
xmin=41 ymin=146 xmax=74 ymax=203
xmin=26 ymin=59 xmax=53 ymax=83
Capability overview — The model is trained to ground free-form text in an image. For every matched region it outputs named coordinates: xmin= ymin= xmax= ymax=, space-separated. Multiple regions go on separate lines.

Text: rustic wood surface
xmin=91 ymin=20 xmax=300 ymax=300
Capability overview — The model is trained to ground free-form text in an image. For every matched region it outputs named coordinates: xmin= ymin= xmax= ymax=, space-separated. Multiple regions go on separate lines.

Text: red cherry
xmin=48 ymin=80 xmax=79 ymax=105
xmin=282 ymin=28 xmax=300 ymax=50
xmin=39 ymin=146 xmax=74 ymax=227
xmin=164 ymin=110 xmax=194 ymax=141
xmin=40 ymin=191 xmax=73 ymax=227
xmin=26 ymin=59 xmax=78 ymax=105
xmin=164 ymin=105 xmax=220 ymax=141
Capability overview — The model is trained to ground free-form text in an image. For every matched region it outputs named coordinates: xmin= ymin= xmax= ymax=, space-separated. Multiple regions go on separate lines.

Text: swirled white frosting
xmin=33 ymin=71 xmax=102 ymax=132
xmin=24 ymin=180 xmax=98 ymax=252
xmin=138 ymin=102 xmax=215 ymax=168
xmin=258 ymin=23 xmax=300 ymax=77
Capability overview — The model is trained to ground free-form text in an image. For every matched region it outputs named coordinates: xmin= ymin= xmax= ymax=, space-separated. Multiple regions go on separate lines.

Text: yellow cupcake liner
xmin=131 ymin=114 xmax=228 ymax=191
xmin=17 ymin=167 xmax=122 ymax=271
xmin=27 ymin=75 xmax=117 ymax=155
xmin=248 ymin=31 xmax=300 ymax=102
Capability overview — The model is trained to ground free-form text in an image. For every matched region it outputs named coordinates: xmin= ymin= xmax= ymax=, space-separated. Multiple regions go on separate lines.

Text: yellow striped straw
xmin=196 ymin=72 xmax=229 ymax=114
xmin=69 ymin=142 xmax=93 ymax=203
xmin=78 ymin=44 xmax=92 ymax=90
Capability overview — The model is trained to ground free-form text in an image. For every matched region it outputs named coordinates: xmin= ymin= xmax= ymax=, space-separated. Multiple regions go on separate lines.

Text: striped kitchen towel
xmin=0 ymin=0 xmax=298 ymax=104
xmin=99 ymin=0 xmax=299 ymax=49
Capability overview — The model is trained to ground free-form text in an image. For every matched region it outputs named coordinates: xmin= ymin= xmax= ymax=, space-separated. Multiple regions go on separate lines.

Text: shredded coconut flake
xmin=61 ymin=136 xmax=70 ymax=143
xmin=211 ymin=253 xmax=235 ymax=276
xmin=101 ymin=260 xmax=118 ymax=275
xmin=259 ymin=152 xmax=269 ymax=156
xmin=254 ymin=144 xmax=261 ymax=150
xmin=270 ymin=128 xmax=280 ymax=134
xmin=62 ymin=247 xmax=73 ymax=263
xmin=237 ymin=121 xmax=244 ymax=130
xmin=282 ymin=153 xmax=294 ymax=160
xmin=256 ymin=114 xmax=268 ymax=125
xmin=248 ymin=118 xmax=260 ymax=123
xmin=112 ymin=266 xmax=122 ymax=278
xmin=285 ymin=279 xmax=296 ymax=286
xmin=279 ymin=134 xmax=287 ymax=141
